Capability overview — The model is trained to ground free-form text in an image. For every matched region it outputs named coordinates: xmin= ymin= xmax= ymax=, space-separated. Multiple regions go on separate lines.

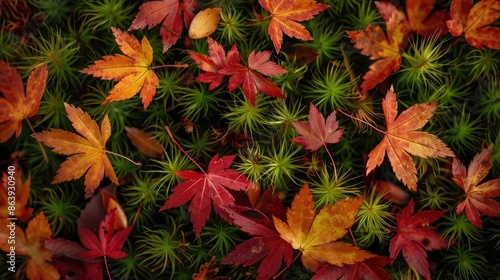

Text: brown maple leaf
xmin=365 ymin=86 xmax=454 ymax=191
xmin=453 ymin=145 xmax=500 ymax=229
xmin=0 ymin=62 xmax=47 ymax=143
xmin=446 ymin=0 xmax=500 ymax=50
xmin=32 ymin=103 xmax=119 ymax=198
xmin=80 ymin=27 xmax=159 ymax=109
xmin=273 ymin=183 xmax=375 ymax=272
xmin=347 ymin=12 xmax=406 ymax=93
xmin=258 ymin=0 xmax=329 ymax=53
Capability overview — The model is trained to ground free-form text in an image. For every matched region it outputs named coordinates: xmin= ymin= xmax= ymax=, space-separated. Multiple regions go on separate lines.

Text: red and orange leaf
xmin=32 ymin=103 xmax=119 ymax=198
xmin=188 ymin=37 xmax=240 ymax=90
xmin=79 ymin=210 xmax=131 ymax=260
xmin=291 ymin=102 xmax=344 ymax=151
xmin=273 ymin=183 xmax=374 ymax=272
xmin=258 ymin=0 xmax=329 ymax=53
xmin=160 ymin=140 xmax=255 ymax=237
xmin=389 ymin=200 xmax=447 ymax=280
xmin=221 ymin=198 xmax=293 ymax=280
xmin=129 ymin=0 xmax=197 ymax=52
xmin=80 ymin=28 xmax=159 ymax=109
xmin=125 ymin=126 xmax=163 ymax=157
xmin=0 ymin=212 xmax=60 ymax=280
xmin=312 ymin=256 xmax=393 ymax=280
xmin=365 ymin=86 xmax=454 ymax=190
xmin=193 ymin=256 xmax=230 ymax=280
xmin=375 ymin=0 xmax=449 ymax=37
xmin=452 ymin=145 xmax=500 ymax=229
xmin=347 ymin=13 xmax=405 ymax=93
xmin=219 ymin=49 xmax=287 ymax=106
xmin=446 ymin=0 xmax=500 ymax=49
xmin=0 ymin=62 xmax=47 ymax=143
xmin=0 ymin=168 xmax=33 ymax=222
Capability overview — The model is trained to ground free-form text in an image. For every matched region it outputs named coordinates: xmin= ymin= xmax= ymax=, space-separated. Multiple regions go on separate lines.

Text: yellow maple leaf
xmin=32 ymin=103 xmax=118 ymax=198
xmin=80 ymin=27 xmax=159 ymax=109
xmin=0 ymin=212 xmax=59 ymax=280
xmin=273 ymin=183 xmax=375 ymax=272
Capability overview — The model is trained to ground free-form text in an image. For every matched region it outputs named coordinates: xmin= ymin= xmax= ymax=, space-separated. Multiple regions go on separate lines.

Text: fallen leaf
xmin=189 ymin=8 xmax=222 ymax=39
xmin=0 ymin=62 xmax=47 ymax=143
xmin=312 ymin=256 xmax=393 ymax=280
xmin=125 ymin=126 xmax=164 ymax=157
xmin=0 ymin=167 xmax=33 ymax=222
xmin=389 ymin=199 xmax=447 ymax=280
xmin=453 ymin=145 xmax=500 ymax=229
xmin=32 ymin=103 xmax=119 ymax=198
xmin=192 ymin=256 xmax=230 ymax=280
xmin=372 ymin=180 xmax=410 ymax=205
xmin=347 ymin=13 xmax=405 ymax=93
xmin=221 ymin=197 xmax=293 ymax=280
xmin=80 ymin=28 xmax=159 ymax=109
xmin=375 ymin=0 xmax=449 ymax=37
xmin=188 ymin=37 xmax=240 ymax=90
xmin=446 ymin=0 xmax=500 ymax=49
xmin=365 ymin=86 xmax=454 ymax=191
xmin=258 ymin=0 xmax=329 ymax=53
xmin=273 ymin=183 xmax=375 ymax=272
xmin=291 ymin=102 xmax=344 ymax=151
xmin=79 ymin=210 xmax=131 ymax=260
xmin=0 ymin=212 xmax=60 ymax=280
xmin=219 ymin=49 xmax=287 ymax=106
xmin=129 ymin=0 xmax=197 ymax=52
xmin=160 ymin=135 xmax=255 ymax=236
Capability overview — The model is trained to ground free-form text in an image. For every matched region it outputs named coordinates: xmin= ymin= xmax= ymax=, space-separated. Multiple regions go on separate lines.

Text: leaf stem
xmin=104 ymin=256 xmax=112 ymax=280
xmin=150 ymin=63 xmax=188 ymax=70
xmin=105 ymin=151 xmax=141 ymax=166
xmin=273 ymin=251 xmax=302 ymax=279
xmin=323 ymin=143 xmax=338 ymax=181
xmin=26 ymin=119 xmax=48 ymax=163
xmin=336 ymin=108 xmax=385 ymax=134
xmin=165 ymin=126 xmax=204 ymax=172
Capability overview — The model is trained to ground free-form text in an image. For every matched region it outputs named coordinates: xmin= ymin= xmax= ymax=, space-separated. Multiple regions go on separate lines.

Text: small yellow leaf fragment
xmin=189 ymin=8 xmax=222 ymax=39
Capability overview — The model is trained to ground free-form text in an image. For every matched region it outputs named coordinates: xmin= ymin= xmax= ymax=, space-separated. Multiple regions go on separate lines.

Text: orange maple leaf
xmin=0 ymin=62 xmax=47 ymax=143
xmin=0 ymin=212 xmax=59 ymax=280
xmin=347 ymin=13 xmax=406 ymax=93
xmin=273 ymin=183 xmax=374 ymax=272
xmin=32 ymin=103 xmax=119 ymax=198
xmin=446 ymin=0 xmax=500 ymax=50
xmin=258 ymin=0 xmax=329 ymax=53
xmin=453 ymin=145 xmax=500 ymax=229
xmin=365 ymin=86 xmax=454 ymax=191
xmin=0 ymin=168 xmax=33 ymax=222
xmin=80 ymin=27 xmax=159 ymax=109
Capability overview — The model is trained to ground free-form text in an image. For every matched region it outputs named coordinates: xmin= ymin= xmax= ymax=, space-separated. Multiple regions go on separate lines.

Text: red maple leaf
xmin=218 ymin=49 xmax=287 ymax=106
xmin=291 ymin=102 xmax=344 ymax=151
xmin=79 ymin=210 xmax=131 ymax=260
xmin=312 ymin=256 xmax=393 ymax=280
xmin=188 ymin=37 xmax=240 ymax=90
xmin=389 ymin=199 xmax=447 ymax=280
xmin=160 ymin=127 xmax=255 ymax=237
xmin=452 ymin=145 xmax=500 ymax=229
xmin=221 ymin=196 xmax=293 ymax=280
xmin=128 ymin=0 xmax=197 ymax=52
